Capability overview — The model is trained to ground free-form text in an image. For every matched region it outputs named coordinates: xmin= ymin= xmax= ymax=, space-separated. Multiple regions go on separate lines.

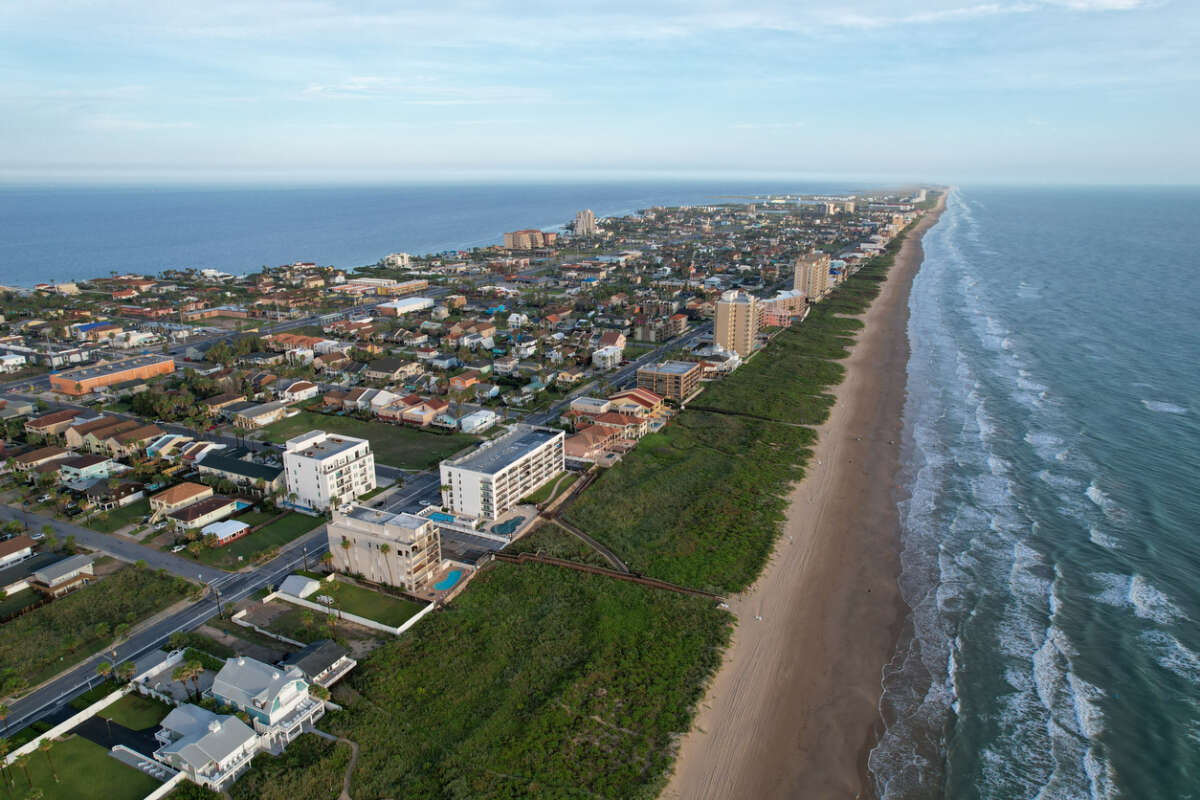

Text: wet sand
xmin=663 ymin=193 xmax=947 ymax=800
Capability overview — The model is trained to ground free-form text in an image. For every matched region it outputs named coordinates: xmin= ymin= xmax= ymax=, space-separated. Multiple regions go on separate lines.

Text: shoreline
xmin=662 ymin=192 xmax=948 ymax=799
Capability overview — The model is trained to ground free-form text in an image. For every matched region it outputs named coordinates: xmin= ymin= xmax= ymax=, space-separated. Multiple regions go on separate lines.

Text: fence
xmin=3 ymin=684 xmax=130 ymax=764
xmin=266 ymin=588 xmax=437 ymax=637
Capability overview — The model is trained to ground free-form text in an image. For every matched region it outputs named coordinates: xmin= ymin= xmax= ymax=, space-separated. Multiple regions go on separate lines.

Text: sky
xmin=1 ymin=0 xmax=1197 ymax=185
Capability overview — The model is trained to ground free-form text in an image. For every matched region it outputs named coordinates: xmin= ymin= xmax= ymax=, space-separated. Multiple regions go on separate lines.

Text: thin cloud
xmin=302 ymin=76 xmax=550 ymax=104
xmin=85 ymin=116 xmax=193 ymax=131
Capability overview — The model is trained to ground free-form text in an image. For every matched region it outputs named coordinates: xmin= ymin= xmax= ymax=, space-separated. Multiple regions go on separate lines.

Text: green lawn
xmin=195 ymin=512 xmax=324 ymax=570
xmin=257 ymin=410 xmax=479 ymax=469
xmin=521 ymin=472 xmax=578 ymax=505
xmin=0 ymin=588 xmax=41 ymax=619
xmin=327 ymin=562 xmax=732 ymax=799
xmin=86 ymin=498 xmax=150 ymax=533
xmin=6 ymin=734 xmax=161 ymax=800
xmin=322 ymin=580 xmax=425 ymax=627
xmin=0 ymin=566 xmax=192 ymax=693
xmin=99 ymin=692 xmax=172 ymax=730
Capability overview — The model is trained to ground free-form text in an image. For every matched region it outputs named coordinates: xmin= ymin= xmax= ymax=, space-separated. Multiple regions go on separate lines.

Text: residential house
xmin=210 ymin=656 xmax=324 ymax=751
xmin=168 ymin=495 xmax=239 ymax=531
xmin=234 ymin=401 xmax=289 ymax=430
xmin=196 ymin=451 xmax=284 ymax=494
xmin=279 ymin=381 xmax=319 ymax=404
xmin=201 ymin=519 xmax=250 ymax=546
xmin=150 ymin=482 xmax=214 ymax=517
xmin=0 ymin=535 xmax=35 ymax=570
xmin=13 ymin=446 xmax=70 ymax=473
xmin=282 ymin=640 xmax=356 ymax=688
xmin=31 ymin=553 xmax=95 ymax=597
xmin=24 ymin=409 xmax=85 ymax=438
xmin=85 ymin=480 xmax=145 ymax=511
xmin=153 ymin=704 xmax=259 ymax=791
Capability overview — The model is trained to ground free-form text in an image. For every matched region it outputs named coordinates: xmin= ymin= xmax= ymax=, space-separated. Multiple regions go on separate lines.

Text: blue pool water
xmin=429 ymin=512 xmax=455 ymax=523
xmin=491 ymin=516 xmax=525 ymax=537
xmin=234 ymin=501 xmax=251 ymax=511
xmin=434 ymin=570 xmax=463 ymax=591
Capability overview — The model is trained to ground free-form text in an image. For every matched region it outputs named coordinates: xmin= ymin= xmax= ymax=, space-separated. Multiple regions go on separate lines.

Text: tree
xmin=118 ymin=661 xmax=136 ymax=682
xmin=339 ymin=537 xmax=352 ymax=573
xmin=0 ymin=737 xmax=11 ymax=787
xmin=40 ymin=523 xmax=53 ymax=540
xmin=379 ymin=543 xmax=394 ymax=586
xmin=39 ymin=738 xmax=58 ymax=783
xmin=94 ymin=622 xmax=110 ymax=641
xmin=95 ymin=660 xmax=113 ymax=683
xmin=185 ymin=660 xmax=205 ymax=702
xmin=308 ymin=683 xmax=330 ymax=702
xmin=320 ymin=550 xmax=334 ymax=572
xmin=187 ymin=541 xmax=203 ymax=559
xmin=172 ymin=663 xmax=195 ymax=701
xmin=13 ymin=754 xmax=30 ymax=788
xmin=0 ymin=703 xmax=8 ymax=737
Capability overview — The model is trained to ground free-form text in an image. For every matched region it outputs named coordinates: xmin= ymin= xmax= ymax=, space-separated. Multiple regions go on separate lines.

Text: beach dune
xmin=662 ymin=193 xmax=947 ymax=800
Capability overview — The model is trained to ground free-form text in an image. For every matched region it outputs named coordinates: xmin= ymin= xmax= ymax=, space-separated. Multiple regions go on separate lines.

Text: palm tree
xmin=185 ymin=660 xmax=205 ymax=702
xmin=172 ymin=664 xmax=194 ymax=701
xmin=40 ymin=524 xmax=53 ymax=541
xmin=339 ymin=536 xmax=351 ymax=573
xmin=117 ymin=661 xmax=136 ymax=683
xmin=95 ymin=660 xmax=113 ymax=684
xmin=379 ymin=543 xmax=394 ymax=586
xmin=13 ymin=754 xmax=29 ymax=788
xmin=319 ymin=551 xmax=333 ymax=572
xmin=38 ymin=739 xmax=58 ymax=783
xmin=0 ymin=737 xmax=12 ymax=788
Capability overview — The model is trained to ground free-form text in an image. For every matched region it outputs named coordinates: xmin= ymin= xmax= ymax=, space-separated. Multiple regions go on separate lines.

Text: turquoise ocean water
xmin=870 ymin=187 xmax=1200 ymax=799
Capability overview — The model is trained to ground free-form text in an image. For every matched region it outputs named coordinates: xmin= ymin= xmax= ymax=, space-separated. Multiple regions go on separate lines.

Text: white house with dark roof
xmin=210 ymin=656 xmax=324 ymax=751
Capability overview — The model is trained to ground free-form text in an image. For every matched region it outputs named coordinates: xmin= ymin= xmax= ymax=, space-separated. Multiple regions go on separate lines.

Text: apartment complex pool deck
xmin=434 ymin=569 xmax=463 ymax=591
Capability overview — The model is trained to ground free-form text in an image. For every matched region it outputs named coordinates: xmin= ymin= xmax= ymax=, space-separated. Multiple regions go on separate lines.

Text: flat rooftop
xmin=285 ymin=431 xmax=368 ymax=460
xmin=641 ymin=360 xmax=699 ymax=375
xmin=52 ymin=354 xmax=173 ymax=380
xmin=445 ymin=425 xmax=560 ymax=476
xmin=342 ymin=505 xmax=427 ymax=531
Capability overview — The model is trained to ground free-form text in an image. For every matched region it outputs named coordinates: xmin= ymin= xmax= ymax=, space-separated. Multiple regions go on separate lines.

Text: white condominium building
xmin=714 ymin=289 xmax=761 ymax=358
xmin=328 ymin=505 xmax=441 ymax=591
xmin=283 ymin=430 xmax=376 ymax=511
xmin=440 ymin=425 xmax=565 ymax=520
xmin=574 ymin=208 xmax=598 ymax=236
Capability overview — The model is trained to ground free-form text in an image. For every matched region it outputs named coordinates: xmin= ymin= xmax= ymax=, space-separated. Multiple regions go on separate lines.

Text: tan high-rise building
xmin=574 ymin=209 xmax=597 ymax=236
xmin=714 ymin=289 xmax=760 ymax=357
xmin=795 ymin=252 xmax=831 ymax=301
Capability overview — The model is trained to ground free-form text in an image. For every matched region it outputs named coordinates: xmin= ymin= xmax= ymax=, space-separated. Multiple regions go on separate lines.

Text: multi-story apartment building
xmin=574 ymin=209 xmax=598 ymax=236
xmin=714 ymin=289 xmax=760 ymax=357
xmin=328 ymin=505 xmax=442 ymax=591
xmin=795 ymin=252 xmax=831 ymax=301
xmin=440 ymin=425 xmax=564 ymax=520
xmin=502 ymin=229 xmax=558 ymax=250
xmin=592 ymin=345 xmax=623 ymax=371
xmin=636 ymin=360 xmax=702 ymax=401
xmin=283 ymin=430 xmax=376 ymax=511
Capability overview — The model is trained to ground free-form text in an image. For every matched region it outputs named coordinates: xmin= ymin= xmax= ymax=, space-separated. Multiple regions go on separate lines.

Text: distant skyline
xmin=2 ymin=0 xmax=1197 ymax=185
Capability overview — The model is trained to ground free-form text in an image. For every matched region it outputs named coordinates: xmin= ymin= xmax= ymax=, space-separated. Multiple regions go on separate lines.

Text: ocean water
xmin=0 ymin=180 xmax=855 ymax=285
xmin=870 ymin=187 xmax=1200 ymax=799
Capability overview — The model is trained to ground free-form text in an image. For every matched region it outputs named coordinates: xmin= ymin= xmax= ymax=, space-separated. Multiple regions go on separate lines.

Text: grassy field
xmin=562 ymin=229 xmax=910 ymax=595
xmin=521 ymin=472 xmax=578 ymax=505
xmin=0 ymin=588 xmax=41 ymax=619
xmin=196 ymin=512 xmax=324 ymax=570
xmin=86 ymin=498 xmax=150 ymax=533
xmin=328 ymin=562 xmax=731 ymax=800
xmin=99 ymin=692 xmax=173 ymax=730
xmin=5 ymin=734 xmax=161 ymax=800
xmin=230 ymin=733 xmax=351 ymax=800
xmin=324 ymin=580 xmax=425 ymax=627
xmin=0 ymin=565 xmax=192 ymax=693
xmin=257 ymin=411 xmax=478 ymax=469
xmin=507 ymin=522 xmax=612 ymax=568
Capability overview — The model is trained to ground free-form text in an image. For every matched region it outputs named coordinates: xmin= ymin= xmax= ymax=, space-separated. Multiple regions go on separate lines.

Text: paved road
xmin=526 ymin=321 xmax=712 ymax=425
xmin=1 ymin=523 xmax=329 ymax=734
xmin=0 ymin=505 xmax=227 ymax=583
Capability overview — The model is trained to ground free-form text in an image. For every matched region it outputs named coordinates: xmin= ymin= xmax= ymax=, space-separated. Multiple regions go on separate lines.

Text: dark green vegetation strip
xmin=507 ymin=523 xmax=613 ymax=568
xmin=230 ymin=734 xmax=350 ymax=800
xmin=564 ymin=225 xmax=913 ymax=594
xmin=0 ymin=565 xmax=191 ymax=693
xmin=328 ymin=563 xmax=731 ymax=800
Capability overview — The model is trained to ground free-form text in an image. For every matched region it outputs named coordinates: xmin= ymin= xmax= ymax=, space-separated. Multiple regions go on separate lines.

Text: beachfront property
xmin=636 ymin=360 xmax=702 ymax=402
xmin=328 ymin=504 xmax=442 ymax=591
xmin=210 ymin=655 xmax=325 ymax=751
xmin=439 ymin=424 xmax=564 ymax=520
xmin=195 ymin=450 xmax=284 ymax=493
xmin=150 ymin=481 xmax=213 ymax=518
xmin=153 ymin=704 xmax=259 ymax=791
xmin=715 ymin=289 xmax=761 ymax=357
xmin=48 ymin=353 xmax=174 ymax=395
xmin=283 ymin=430 xmax=376 ymax=511
xmin=795 ymin=251 xmax=831 ymax=301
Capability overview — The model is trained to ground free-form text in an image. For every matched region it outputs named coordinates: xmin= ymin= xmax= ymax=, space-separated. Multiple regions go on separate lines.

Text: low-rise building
xmin=168 ymin=495 xmax=239 ymax=531
xmin=282 ymin=640 xmax=356 ymax=688
xmin=154 ymin=704 xmax=259 ymax=791
xmin=328 ymin=505 xmax=441 ymax=591
xmin=440 ymin=425 xmax=564 ymax=520
xmin=0 ymin=535 xmax=35 ymax=570
xmin=283 ymin=431 xmax=376 ymax=511
xmin=196 ymin=452 xmax=284 ymax=494
xmin=202 ymin=519 xmax=251 ymax=546
xmin=150 ymin=482 xmax=214 ymax=517
xmin=24 ymin=409 xmax=86 ymax=437
xmin=49 ymin=354 xmax=174 ymax=396
xmin=233 ymin=401 xmax=289 ymax=430
xmin=591 ymin=345 xmax=622 ymax=371
xmin=31 ymin=553 xmax=95 ymax=597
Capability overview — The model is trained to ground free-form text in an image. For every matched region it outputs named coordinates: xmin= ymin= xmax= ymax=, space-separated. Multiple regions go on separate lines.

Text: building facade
xmin=636 ymin=360 xmax=702 ymax=401
xmin=48 ymin=354 xmax=174 ymax=395
xmin=440 ymin=425 xmax=564 ymax=520
xmin=283 ymin=431 xmax=376 ymax=511
xmin=328 ymin=505 xmax=442 ymax=591
xmin=795 ymin=252 xmax=831 ymax=301
xmin=574 ymin=209 xmax=598 ymax=236
xmin=714 ymin=289 xmax=760 ymax=357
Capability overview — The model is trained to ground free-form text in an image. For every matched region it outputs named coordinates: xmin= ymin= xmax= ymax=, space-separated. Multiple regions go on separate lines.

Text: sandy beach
xmin=663 ymin=193 xmax=947 ymax=800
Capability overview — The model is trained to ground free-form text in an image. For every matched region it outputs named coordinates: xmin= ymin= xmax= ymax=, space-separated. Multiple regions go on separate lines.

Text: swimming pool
xmin=491 ymin=516 xmax=525 ymax=536
xmin=429 ymin=512 xmax=455 ymax=523
xmin=434 ymin=570 xmax=463 ymax=591
xmin=234 ymin=501 xmax=252 ymax=511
